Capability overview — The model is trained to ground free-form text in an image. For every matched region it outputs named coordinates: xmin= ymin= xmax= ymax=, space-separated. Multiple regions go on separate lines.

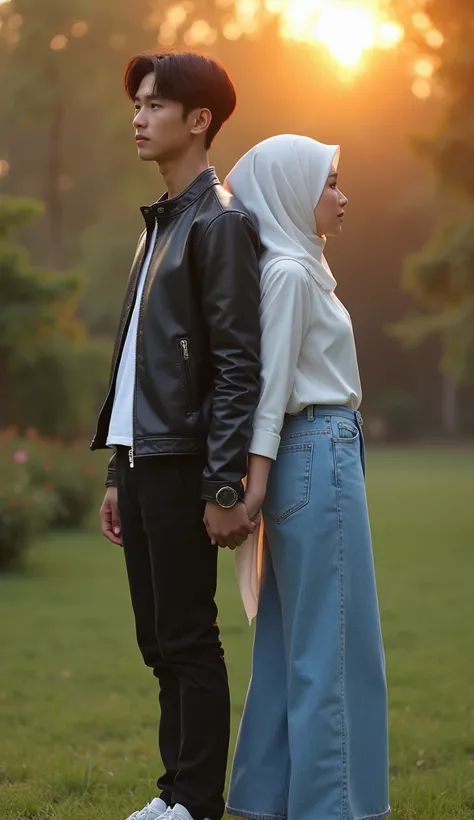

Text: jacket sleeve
xmin=197 ymin=211 xmax=261 ymax=501
xmin=105 ymin=451 xmax=117 ymax=487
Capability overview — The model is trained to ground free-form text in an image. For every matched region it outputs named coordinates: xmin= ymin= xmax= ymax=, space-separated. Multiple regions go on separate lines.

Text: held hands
xmin=99 ymin=486 xmax=122 ymax=546
xmin=100 ymin=482 xmax=266 ymax=550
xmin=204 ymin=488 xmax=266 ymax=550
xmin=204 ymin=501 xmax=256 ymax=550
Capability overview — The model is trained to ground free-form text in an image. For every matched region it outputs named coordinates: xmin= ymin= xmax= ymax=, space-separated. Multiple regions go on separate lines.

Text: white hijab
xmin=225 ymin=134 xmax=340 ymax=291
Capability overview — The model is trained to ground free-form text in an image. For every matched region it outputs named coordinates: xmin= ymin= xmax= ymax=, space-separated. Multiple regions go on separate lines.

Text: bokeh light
xmin=412 ymin=12 xmax=431 ymax=31
xmin=50 ymin=34 xmax=68 ymax=51
xmin=167 ymin=4 xmax=188 ymax=27
xmin=0 ymin=0 xmax=441 ymax=98
xmin=414 ymin=57 xmax=435 ymax=78
xmin=379 ymin=21 xmax=404 ymax=49
xmin=71 ymin=21 xmax=88 ymax=38
xmin=231 ymin=0 xmax=407 ymax=71
xmin=183 ymin=19 xmax=217 ymax=46
xmin=222 ymin=19 xmax=243 ymax=40
xmin=234 ymin=0 xmax=260 ymax=35
xmin=425 ymin=28 xmax=444 ymax=49
xmin=159 ymin=20 xmax=177 ymax=45
xmin=412 ymin=78 xmax=431 ymax=99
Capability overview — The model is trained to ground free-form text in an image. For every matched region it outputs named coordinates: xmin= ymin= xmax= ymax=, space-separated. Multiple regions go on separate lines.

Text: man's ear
xmin=189 ymin=107 xmax=212 ymax=139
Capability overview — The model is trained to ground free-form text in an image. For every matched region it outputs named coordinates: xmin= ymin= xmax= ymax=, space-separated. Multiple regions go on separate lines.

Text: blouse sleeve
xmin=250 ymin=260 xmax=312 ymax=460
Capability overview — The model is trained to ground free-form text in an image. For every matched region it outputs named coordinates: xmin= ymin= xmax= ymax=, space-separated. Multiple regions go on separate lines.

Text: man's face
xmin=132 ymin=72 xmax=195 ymax=162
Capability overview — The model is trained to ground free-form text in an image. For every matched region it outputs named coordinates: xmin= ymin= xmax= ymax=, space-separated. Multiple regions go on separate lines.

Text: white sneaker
xmin=166 ymin=803 xmax=211 ymax=820
xmin=126 ymin=797 xmax=168 ymax=820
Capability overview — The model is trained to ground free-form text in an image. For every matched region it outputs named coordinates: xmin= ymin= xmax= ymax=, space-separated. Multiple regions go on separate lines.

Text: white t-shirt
xmin=249 ymin=258 xmax=362 ymax=461
xmin=106 ymin=222 xmax=158 ymax=448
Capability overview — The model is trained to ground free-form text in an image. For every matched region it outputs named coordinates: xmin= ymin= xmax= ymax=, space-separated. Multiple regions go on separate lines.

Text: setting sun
xmin=279 ymin=0 xmax=403 ymax=67
xmin=242 ymin=0 xmax=405 ymax=68
xmin=313 ymin=4 xmax=378 ymax=67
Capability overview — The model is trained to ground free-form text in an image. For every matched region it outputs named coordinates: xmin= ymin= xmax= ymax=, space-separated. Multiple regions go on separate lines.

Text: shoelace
xmin=131 ymin=806 xmax=154 ymax=820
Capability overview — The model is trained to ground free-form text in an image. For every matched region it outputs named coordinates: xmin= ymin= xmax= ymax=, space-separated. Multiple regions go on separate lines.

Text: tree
xmin=0 ymin=193 xmax=109 ymax=438
xmin=0 ymin=194 xmax=81 ymax=391
xmin=0 ymin=0 xmax=146 ymax=268
xmin=0 ymin=0 xmax=238 ymax=270
xmin=391 ymin=1 xmax=474 ymax=381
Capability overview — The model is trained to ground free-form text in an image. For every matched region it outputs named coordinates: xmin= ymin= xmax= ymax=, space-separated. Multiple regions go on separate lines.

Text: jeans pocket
xmin=333 ymin=420 xmax=360 ymax=443
xmin=264 ymin=442 xmax=312 ymax=524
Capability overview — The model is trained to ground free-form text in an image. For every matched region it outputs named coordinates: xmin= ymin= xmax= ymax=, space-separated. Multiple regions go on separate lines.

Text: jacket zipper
xmin=130 ymin=218 xmax=158 ymax=468
xmin=179 ymin=338 xmax=195 ymax=413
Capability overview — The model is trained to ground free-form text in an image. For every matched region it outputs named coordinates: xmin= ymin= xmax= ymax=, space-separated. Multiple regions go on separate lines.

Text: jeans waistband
xmin=287 ymin=405 xmax=363 ymax=425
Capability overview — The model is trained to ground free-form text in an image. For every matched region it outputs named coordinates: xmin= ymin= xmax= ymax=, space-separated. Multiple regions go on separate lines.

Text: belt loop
xmin=306 ymin=404 xmax=315 ymax=422
xmin=356 ymin=410 xmax=363 ymax=426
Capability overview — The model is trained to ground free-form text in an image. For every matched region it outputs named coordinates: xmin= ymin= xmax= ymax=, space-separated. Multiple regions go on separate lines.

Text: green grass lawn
xmin=1 ymin=448 xmax=473 ymax=820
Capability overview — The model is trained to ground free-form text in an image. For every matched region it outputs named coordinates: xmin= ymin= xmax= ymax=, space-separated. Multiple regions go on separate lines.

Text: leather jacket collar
xmin=141 ymin=168 xmax=219 ymax=222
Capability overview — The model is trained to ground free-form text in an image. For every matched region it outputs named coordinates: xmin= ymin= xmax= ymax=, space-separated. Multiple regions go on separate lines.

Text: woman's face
xmin=314 ymin=170 xmax=348 ymax=238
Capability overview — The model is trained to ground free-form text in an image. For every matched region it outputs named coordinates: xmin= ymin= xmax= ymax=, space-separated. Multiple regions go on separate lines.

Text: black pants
xmin=116 ymin=449 xmax=230 ymax=820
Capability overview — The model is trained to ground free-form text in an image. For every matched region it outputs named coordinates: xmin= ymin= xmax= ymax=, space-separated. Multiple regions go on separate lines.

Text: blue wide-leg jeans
xmin=227 ymin=407 xmax=389 ymax=820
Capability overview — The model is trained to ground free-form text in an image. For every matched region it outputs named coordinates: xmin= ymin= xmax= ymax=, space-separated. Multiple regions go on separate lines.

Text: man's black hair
xmin=124 ymin=51 xmax=237 ymax=149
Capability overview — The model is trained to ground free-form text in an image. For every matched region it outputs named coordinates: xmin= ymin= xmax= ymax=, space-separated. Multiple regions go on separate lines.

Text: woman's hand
xmin=243 ymin=454 xmax=272 ymax=528
xmin=244 ymin=488 xmax=266 ymax=525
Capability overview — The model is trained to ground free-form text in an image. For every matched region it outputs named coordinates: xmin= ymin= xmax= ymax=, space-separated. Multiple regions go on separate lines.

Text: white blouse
xmin=249 ymin=258 xmax=362 ymax=460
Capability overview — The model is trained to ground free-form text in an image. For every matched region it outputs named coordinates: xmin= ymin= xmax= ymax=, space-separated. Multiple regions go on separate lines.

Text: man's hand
xmin=204 ymin=501 xmax=256 ymax=549
xmin=99 ymin=487 xmax=122 ymax=546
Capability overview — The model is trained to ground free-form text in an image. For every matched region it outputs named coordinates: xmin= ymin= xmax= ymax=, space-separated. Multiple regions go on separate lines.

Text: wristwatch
xmin=215 ymin=486 xmax=240 ymax=509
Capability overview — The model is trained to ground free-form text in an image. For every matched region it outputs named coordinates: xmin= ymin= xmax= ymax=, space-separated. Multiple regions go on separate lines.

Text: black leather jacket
xmin=90 ymin=169 xmax=261 ymax=501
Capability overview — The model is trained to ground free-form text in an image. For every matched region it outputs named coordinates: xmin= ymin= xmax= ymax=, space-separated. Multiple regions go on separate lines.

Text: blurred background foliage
xmin=1 ymin=0 xmax=474 ymax=563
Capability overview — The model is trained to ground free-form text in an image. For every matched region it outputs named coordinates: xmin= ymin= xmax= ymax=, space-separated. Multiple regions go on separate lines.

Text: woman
xmin=224 ymin=135 xmax=389 ymax=820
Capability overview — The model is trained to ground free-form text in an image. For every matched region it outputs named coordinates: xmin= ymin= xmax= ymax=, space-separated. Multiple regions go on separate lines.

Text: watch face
xmin=216 ymin=486 xmax=239 ymax=509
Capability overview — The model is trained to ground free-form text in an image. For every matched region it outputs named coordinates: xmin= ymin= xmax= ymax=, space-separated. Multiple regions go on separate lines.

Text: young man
xmin=90 ymin=52 xmax=261 ymax=820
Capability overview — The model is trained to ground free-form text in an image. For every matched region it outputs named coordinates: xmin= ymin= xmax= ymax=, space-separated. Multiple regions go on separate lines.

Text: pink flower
xmin=13 ymin=450 xmax=28 ymax=463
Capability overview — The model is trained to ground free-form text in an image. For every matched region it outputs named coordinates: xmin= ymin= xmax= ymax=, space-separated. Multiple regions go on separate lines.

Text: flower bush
xmin=0 ymin=457 xmax=57 ymax=571
xmin=26 ymin=437 xmax=102 ymax=530
xmin=0 ymin=429 xmax=106 ymax=571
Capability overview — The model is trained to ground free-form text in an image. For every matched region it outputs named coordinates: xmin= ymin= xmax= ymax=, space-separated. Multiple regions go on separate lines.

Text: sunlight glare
xmin=243 ymin=1 xmax=407 ymax=69
xmin=378 ymin=21 xmax=404 ymax=49
xmin=264 ymin=0 xmax=285 ymax=12
xmin=313 ymin=4 xmax=376 ymax=67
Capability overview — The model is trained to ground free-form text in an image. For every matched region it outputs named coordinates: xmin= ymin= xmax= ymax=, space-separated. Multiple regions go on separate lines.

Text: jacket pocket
xmin=178 ymin=338 xmax=197 ymax=414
